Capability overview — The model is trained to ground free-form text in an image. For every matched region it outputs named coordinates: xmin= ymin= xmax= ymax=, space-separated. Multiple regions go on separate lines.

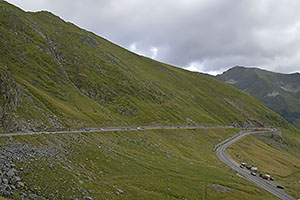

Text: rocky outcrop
xmin=0 ymin=137 xmax=95 ymax=200
xmin=0 ymin=66 xmax=66 ymax=133
xmin=0 ymin=67 xmax=24 ymax=132
xmin=232 ymin=119 xmax=266 ymax=128
xmin=0 ymin=139 xmax=63 ymax=199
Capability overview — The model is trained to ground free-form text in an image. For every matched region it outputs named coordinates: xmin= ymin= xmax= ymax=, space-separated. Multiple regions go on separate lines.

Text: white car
xmin=251 ymin=172 xmax=256 ymax=176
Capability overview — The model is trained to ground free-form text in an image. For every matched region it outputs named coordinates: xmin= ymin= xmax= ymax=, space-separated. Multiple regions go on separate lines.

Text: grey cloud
xmin=7 ymin=0 xmax=300 ymax=74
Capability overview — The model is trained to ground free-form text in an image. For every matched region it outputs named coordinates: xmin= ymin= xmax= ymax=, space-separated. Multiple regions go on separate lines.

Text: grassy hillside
xmin=227 ymin=128 xmax=300 ymax=198
xmin=0 ymin=128 xmax=278 ymax=200
xmin=215 ymin=66 xmax=300 ymax=129
xmin=1 ymin=1 xmax=300 ymax=200
xmin=0 ymin=1 xmax=291 ymax=133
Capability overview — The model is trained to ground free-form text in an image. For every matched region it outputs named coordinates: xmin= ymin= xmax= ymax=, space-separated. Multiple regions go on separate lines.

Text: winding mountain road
xmin=0 ymin=126 xmax=296 ymax=199
xmin=216 ymin=129 xmax=295 ymax=200
xmin=0 ymin=125 xmax=234 ymax=137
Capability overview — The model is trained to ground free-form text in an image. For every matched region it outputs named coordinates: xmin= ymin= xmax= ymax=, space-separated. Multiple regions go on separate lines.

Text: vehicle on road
xmin=251 ymin=172 xmax=256 ymax=176
xmin=240 ymin=165 xmax=244 ymax=169
xmin=261 ymin=174 xmax=271 ymax=180
xmin=85 ymin=129 xmax=91 ymax=131
xmin=277 ymin=185 xmax=284 ymax=189
xmin=246 ymin=165 xmax=252 ymax=170
xmin=215 ymin=129 xmax=294 ymax=200
xmin=241 ymin=162 xmax=246 ymax=166
xmin=251 ymin=167 xmax=258 ymax=171
xmin=270 ymin=177 xmax=275 ymax=181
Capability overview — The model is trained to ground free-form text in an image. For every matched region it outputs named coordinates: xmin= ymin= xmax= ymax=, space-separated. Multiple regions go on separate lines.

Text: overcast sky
xmin=7 ymin=0 xmax=300 ymax=75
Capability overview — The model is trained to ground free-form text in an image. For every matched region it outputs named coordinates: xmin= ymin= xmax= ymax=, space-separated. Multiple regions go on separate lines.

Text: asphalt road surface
xmin=0 ymin=125 xmax=234 ymax=137
xmin=0 ymin=126 xmax=296 ymax=199
xmin=216 ymin=129 xmax=295 ymax=200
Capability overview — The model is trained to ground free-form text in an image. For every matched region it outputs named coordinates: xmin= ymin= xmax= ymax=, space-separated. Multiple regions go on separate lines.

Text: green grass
xmin=0 ymin=2 xmax=299 ymax=199
xmin=0 ymin=128 xmax=277 ymax=200
xmin=0 ymin=1 xmax=291 ymax=132
xmin=227 ymin=129 xmax=300 ymax=198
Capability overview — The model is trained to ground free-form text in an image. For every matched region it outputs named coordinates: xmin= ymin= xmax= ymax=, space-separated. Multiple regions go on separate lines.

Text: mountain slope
xmin=215 ymin=66 xmax=300 ymax=129
xmin=1 ymin=2 xmax=300 ymax=200
xmin=0 ymin=1 xmax=292 ymax=132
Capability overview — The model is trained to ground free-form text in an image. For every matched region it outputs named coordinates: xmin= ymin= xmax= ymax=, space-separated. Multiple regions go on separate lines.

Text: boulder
xmin=2 ymin=179 xmax=8 ymax=185
xmin=6 ymin=169 xmax=16 ymax=177
xmin=13 ymin=176 xmax=21 ymax=183
xmin=17 ymin=182 xmax=25 ymax=188
xmin=116 ymin=189 xmax=124 ymax=194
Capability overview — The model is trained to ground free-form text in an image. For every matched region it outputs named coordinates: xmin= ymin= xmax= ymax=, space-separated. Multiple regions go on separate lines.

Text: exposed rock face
xmin=232 ymin=119 xmax=265 ymax=128
xmin=0 ymin=67 xmax=23 ymax=132
xmin=0 ymin=66 xmax=65 ymax=133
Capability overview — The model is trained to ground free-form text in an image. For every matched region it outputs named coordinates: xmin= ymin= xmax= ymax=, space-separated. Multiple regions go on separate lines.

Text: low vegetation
xmin=0 ymin=128 xmax=277 ymax=200
xmin=227 ymin=128 xmax=300 ymax=198
xmin=1 ymin=1 xmax=300 ymax=200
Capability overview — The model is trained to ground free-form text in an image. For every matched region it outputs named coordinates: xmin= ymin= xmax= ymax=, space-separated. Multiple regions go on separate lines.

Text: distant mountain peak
xmin=215 ymin=66 xmax=300 ymax=129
